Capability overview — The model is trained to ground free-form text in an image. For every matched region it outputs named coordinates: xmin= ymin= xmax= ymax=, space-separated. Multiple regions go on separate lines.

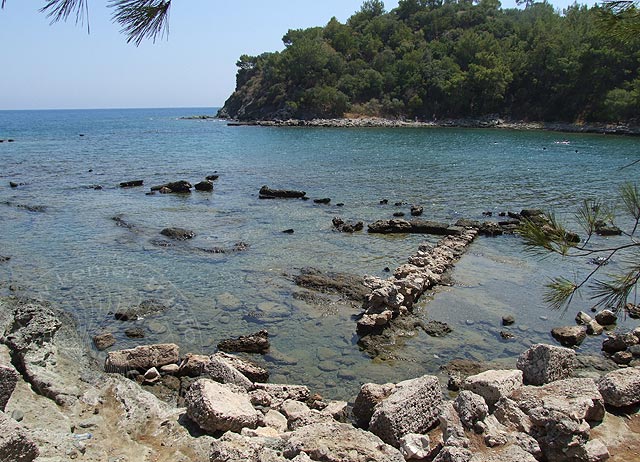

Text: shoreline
xmin=225 ymin=116 xmax=640 ymax=136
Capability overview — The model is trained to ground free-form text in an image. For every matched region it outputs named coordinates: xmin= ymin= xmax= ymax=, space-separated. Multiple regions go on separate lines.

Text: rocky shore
xmin=1 ymin=296 xmax=640 ymax=462
xmin=226 ymin=117 xmax=640 ymax=136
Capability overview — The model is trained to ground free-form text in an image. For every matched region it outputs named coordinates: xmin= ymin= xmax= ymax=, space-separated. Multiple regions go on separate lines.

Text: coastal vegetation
xmin=218 ymin=0 xmax=640 ymax=123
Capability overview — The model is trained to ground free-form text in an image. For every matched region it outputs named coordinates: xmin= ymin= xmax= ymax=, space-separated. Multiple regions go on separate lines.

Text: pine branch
xmin=40 ymin=0 xmax=90 ymax=32
xmin=108 ymin=0 xmax=172 ymax=46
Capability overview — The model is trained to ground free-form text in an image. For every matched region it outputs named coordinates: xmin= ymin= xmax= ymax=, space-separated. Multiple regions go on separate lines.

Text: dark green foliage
xmin=220 ymin=1 xmax=640 ymax=122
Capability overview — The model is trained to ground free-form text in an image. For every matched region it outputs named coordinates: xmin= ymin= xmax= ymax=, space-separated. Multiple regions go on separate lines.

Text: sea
xmin=1 ymin=107 xmax=638 ymax=399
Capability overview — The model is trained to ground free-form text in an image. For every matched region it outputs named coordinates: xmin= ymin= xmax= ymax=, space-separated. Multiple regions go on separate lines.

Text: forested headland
xmin=217 ymin=0 xmax=640 ymax=123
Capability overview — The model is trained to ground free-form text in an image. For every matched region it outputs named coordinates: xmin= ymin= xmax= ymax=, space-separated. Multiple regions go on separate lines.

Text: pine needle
xmin=109 ymin=0 xmax=172 ymax=46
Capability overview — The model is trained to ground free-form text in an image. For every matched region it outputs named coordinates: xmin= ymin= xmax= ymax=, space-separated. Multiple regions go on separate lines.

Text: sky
xmin=0 ymin=0 xmax=598 ymax=110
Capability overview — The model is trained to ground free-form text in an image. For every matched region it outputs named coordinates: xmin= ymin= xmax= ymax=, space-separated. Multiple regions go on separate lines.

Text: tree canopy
xmin=218 ymin=0 xmax=640 ymax=122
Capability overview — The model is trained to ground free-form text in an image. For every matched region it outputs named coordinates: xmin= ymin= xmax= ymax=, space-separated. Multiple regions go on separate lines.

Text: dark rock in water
xmin=218 ymin=329 xmax=270 ymax=354
xmin=507 ymin=211 xmax=522 ymax=220
xmin=367 ymin=219 xmax=412 ymax=234
xmin=626 ymin=303 xmax=640 ymax=319
xmin=15 ymin=204 xmax=47 ymax=213
xmin=199 ymin=241 xmax=249 ymax=254
xmin=314 ymin=198 xmax=331 ymax=204
xmin=336 ymin=203 xmax=344 ymax=207
xmin=393 ymin=212 xmax=405 ymax=217
xmin=9 ymin=181 xmax=25 ymax=188
xmin=394 ymin=202 xmax=404 ymax=206
xmin=232 ymin=241 xmax=249 ymax=252
xmin=0 ymin=256 xmax=10 ymax=263
xmin=602 ymin=332 xmax=637 ymax=353
xmin=125 ymin=327 xmax=145 ymax=339
xmin=205 ymin=174 xmax=219 ymax=181
xmin=282 ymin=229 xmax=295 ymax=234
xmin=93 ymin=332 xmax=116 ymax=351
xmin=594 ymin=220 xmax=622 ymax=236
xmin=294 ymin=267 xmax=369 ymax=302
xmin=410 ymin=205 xmax=424 ymax=216
xmin=119 ymin=180 xmax=144 ymax=188
xmin=160 ymin=227 xmax=196 ymax=240
xmin=259 ymin=185 xmax=306 ymax=199
xmin=482 ymin=211 xmax=493 ymax=217
xmin=379 ymin=199 xmax=388 ymax=205
xmin=500 ymin=330 xmax=516 ymax=340
xmin=114 ymin=299 xmax=169 ymax=321
xmin=502 ymin=315 xmax=515 ymax=326
xmin=151 ymin=180 xmax=192 ymax=194
xmin=92 ymin=185 xmax=103 ymax=190
xmin=479 ymin=221 xmax=503 ymax=236
xmin=551 ymin=326 xmax=587 ymax=347
xmin=498 ymin=212 xmax=507 ymax=217
xmin=589 ymin=256 xmax=609 ymax=266
xmin=111 ymin=215 xmax=135 ymax=230
xmin=594 ymin=309 xmax=617 ymax=326
xmin=332 ymin=217 xmax=363 ymax=233
xmin=455 ymin=218 xmax=481 ymax=228
xmin=194 ymin=180 xmax=214 ymax=191
xmin=419 ymin=320 xmax=452 ymax=337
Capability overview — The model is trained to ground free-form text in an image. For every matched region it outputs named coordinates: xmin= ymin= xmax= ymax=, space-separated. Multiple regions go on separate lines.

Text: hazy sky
xmin=0 ymin=0 xmax=597 ymax=110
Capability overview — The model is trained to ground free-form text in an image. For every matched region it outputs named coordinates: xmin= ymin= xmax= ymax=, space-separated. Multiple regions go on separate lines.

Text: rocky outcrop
xmin=258 ymin=185 xmax=306 ymax=199
xmin=185 ymin=379 xmax=262 ymax=433
xmin=0 ymin=411 xmax=39 ymax=462
xmin=357 ymin=229 xmax=477 ymax=336
xmin=105 ymin=343 xmax=180 ymax=373
xmin=217 ymin=330 xmax=270 ymax=354
xmin=462 ymin=370 xmax=523 ymax=408
xmin=517 ymin=343 xmax=577 ymax=385
xmin=368 ymin=375 xmax=443 ymax=447
xmin=597 ymin=367 xmax=640 ymax=408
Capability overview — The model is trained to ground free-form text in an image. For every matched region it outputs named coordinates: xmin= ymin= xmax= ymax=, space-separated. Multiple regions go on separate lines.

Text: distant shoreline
xmin=224 ymin=116 xmax=640 ymax=136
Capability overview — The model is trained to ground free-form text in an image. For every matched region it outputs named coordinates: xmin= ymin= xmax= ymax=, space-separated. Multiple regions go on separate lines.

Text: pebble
xmin=11 ymin=409 xmax=24 ymax=422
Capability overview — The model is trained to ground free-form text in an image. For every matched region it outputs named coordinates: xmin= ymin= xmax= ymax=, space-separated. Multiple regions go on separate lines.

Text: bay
xmin=1 ymin=107 xmax=638 ymax=398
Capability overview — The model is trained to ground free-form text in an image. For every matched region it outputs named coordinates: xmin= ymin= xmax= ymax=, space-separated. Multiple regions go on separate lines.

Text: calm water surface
xmin=1 ymin=108 xmax=638 ymax=399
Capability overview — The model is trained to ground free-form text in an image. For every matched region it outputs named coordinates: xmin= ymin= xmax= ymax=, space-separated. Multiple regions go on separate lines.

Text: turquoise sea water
xmin=1 ymin=107 xmax=638 ymax=398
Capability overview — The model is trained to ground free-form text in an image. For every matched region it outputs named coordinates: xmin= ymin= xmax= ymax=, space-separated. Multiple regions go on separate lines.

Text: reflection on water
xmin=1 ymin=108 xmax=638 ymax=398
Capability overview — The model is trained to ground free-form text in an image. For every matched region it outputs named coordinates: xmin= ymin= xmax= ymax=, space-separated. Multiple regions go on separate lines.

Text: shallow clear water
xmin=1 ymin=108 xmax=638 ymax=399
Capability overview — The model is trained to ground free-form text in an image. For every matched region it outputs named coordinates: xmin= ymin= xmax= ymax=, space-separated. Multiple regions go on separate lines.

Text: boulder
xmin=410 ymin=205 xmax=424 ymax=217
xmin=332 ymin=217 xmax=364 ymax=233
xmin=594 ymin=309 xmax=617 ymax=326
xmin=575 ymin=311 xmax=593 ymax=325
xmin=178 ymin=353 xmax=210 ymax=377
xmin=194 ymin=180 xmax=214 ymax=191
xmin=0 ymin=365 xmax=18 ymax=412
xmin=206 ymin=174 xmax=219 ymax=181
xmin=203 ymin=355 xmax=253 ymax=390
xmin=597 ymin=367 xmax=640 ymax=407
xmin=502 ymin=315 xmax=515 ymax=326
xmin=212 ymin=352 xmax=269 ymax=382
xmin=462 ymin=370 xmax=523 ymax=408
xmin=105 ymin=343 xmax=179 ymax=373
xmin=439 ymin=401 xmax=469 ymax=448
xmin=185 ymin=378 xmax=261 ymax=433
xmin=602 ymin=332 xmax=638 ymax=353
xmin=432 ymin=446 xmax=473 ymax=462
xmin=594 ymin=221 xmax=622 ymax=236
xmin=160 ymin=227 xmax=196 ymax=240
xmin=551 ymin=326 xmax=587 ymax=347
xmin=114 ymin=299 xmax=168 ymax=321
xmin=92 ymin=332 xmax=116 ymax=350
xmin=369 ymin=375 xmax=443 ymax=447
xmin=516 ymin=343 xmax=577 ymax=385
xmin=209 ymin=428 xmax=285 ymax=462
xmin=586 ymin=320 xmax=604 ymax=336
xmin=0 ymin=411 xmax=39 ymax=462
xmin=259 ymin=185 xmax=306 ymax=199
xmin=353 ymin=382 xmax=396 ymax=428
xmin=313 ymin=198 xmax=331 ymax=204
xmin=399 ymin=433 xmax=431 ymax=460
xmin=509 ymin=378 xmax=605 ymax=423
xmin=263 ymin=409 xmax=288 ymax=433
xmin=492 ymin=398 xmax=532 ymax=434
xmin=625 ymin=303 xmax=640 ymax=319
xmin=454 ymin=390 xmax=489 ymax=430
xmin=217 ymin=329 xmax=270 ymax=354
xmin=283 ymin=421 xmax=405 ymax=462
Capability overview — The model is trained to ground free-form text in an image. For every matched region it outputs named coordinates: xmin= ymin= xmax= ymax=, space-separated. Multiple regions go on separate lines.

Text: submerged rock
xmin=119 ymin=179 xmax=144 ymax=188
xmin=93 ymin=332 xmax=116 ymax=350
xmin=332 ymin=217 xmax=364 ymax=233
xmin=194 ymin=180 xmax=214 ymax=191
xmin=258 ymin=185 xmax=306 ymax=199
xmin=294 ymin=268 xmax=369 ymax=302
xmin=217 ymin=330 xmax=270 ymax=354
xmin=114 ymin=299 xmax=168 ymax=321
xmin=151 ymin=180 xmax=192 ymax=194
